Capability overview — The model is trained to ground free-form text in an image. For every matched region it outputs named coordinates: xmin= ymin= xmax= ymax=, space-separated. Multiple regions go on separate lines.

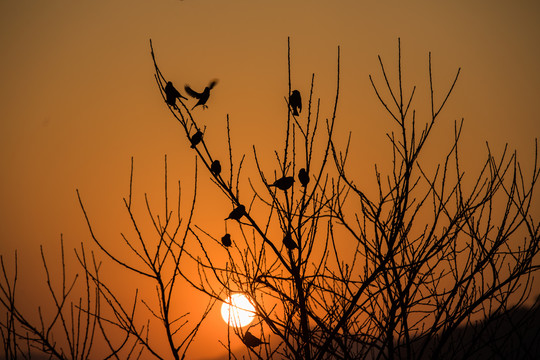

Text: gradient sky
xmin=1 ymin=1 xmax=539 ymax=359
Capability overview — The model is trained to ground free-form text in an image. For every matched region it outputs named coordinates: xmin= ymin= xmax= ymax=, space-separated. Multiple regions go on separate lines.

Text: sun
xmin=221 ymin=293 xmax=255 ymax=327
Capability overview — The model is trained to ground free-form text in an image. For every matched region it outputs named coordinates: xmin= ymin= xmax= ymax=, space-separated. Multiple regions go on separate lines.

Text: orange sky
xmin=1 ymin=1 xmax=540 ymax=359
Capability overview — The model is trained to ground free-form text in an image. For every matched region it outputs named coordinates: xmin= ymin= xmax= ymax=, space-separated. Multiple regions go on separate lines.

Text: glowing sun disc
xmin=221 ymin=293 xmax=255 ymax=327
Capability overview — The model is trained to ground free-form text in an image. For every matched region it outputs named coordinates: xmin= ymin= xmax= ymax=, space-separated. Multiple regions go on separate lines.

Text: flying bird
xmin=164 ymin=81 xmax=187 ymax=106
xmin=225 ymin=204 xmax=246 ymax=221
xmin=185 ymin=79 xmax=218 ymax=110
xmin=269 ymin=176 xmax=294 ymax=191
xmin=283 ymin=232 xmax=298 ymax=250
xmin=221 ymin=233 xmax=232 ymax=247
xmin=242 ymin=331 xmax=267 ymax=347
xmin=298 ymin=168 xmax=309 ymax=187
xmin=190 ymin=130 xmax=203 ymax=148
xmin=210 ymin=160 xmax=221 ymax=175
xmin=289 ymin=90 xmax=302 ymax=116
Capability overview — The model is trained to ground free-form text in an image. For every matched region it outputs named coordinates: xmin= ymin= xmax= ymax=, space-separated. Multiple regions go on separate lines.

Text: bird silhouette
xmin=210 ymin=160 xmax=221 ymax=175
xmin=243 ymin=331 xmax=267 ymax=347
xmin=289 ymin=90 xmax=302 ymax=116
xmin=221 ymin=233 xmax=232 ymax=247
xmin=283 ymin=232 xmax=298 ymax=250
xmin=185 ymin=80 xmax=218 ymax=110
xmin=225 ymin=204 xmax=246 ymax=221
xmin=254 ymin=274 xmax=267 ymax=284
xmin=269 ymin=176 xmax=294 ymax=191
xmin=164 ymin=81 xmax=187 ymax=106
xmin=298 ymin=168 xmax=309 ymax=187
xmin=190 ymin=130 xmax=203 ymax=148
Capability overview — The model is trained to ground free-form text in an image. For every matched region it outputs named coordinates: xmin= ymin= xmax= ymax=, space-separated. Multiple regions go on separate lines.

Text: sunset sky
xmin=1 ymin=0 xmax=539 ymax=359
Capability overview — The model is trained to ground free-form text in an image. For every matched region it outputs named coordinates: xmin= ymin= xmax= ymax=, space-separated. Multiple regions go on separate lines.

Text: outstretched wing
xmin=208 ymin=79 xmax=219 ymax=89
xmin=184 ymin=85 xmax=203 ymax=99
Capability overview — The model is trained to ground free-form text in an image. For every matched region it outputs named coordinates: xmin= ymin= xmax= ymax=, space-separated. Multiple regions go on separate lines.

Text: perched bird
xmin=298 ymin=168 xmax=309 ymax=187
xmin=221 ymin=233 xmax=232 ymax=247
xmin=283 ymin=232 xmax=298 ymax=250
xmin=269 ymin=176 xmax=294 ymax=191
xmin=243 ymin=331 xmax=267 ymax=347
xmin=185 ymin=80 xmax=218 ymax=110
xmin=254 ymin=274 xmax=267 ymax=284
xmin=289 ymin=90 xmax=302 ymax=116
xmin=164 ymin=81 xmax=187 ymax=106
xmin=210 ymin=160 xmax=221 ymax=175
xmin=190 ymin=130 xmax=203 ymax=148
xmin=225 ymin=204 xmax=246 ymax=221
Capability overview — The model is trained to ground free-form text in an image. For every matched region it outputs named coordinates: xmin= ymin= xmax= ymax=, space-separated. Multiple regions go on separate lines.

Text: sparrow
xmin=283 ymin=232 xmax=298 ymax=250
xmin=254 ymin=274 xmax=267 ymax=284
xmin=298 ymin=168 xmax=309 ymax=187
xmin=185 ymin=79 xmax=218 ymax=110
xmin=225 ymin=204 xmax=246 ymax=221
xmin=221 ymin=233 xmax=232 ymax=247
xmin=164 ymin=81 xmax=187 ymax=106
xmin=243 ymin=331 xmax=267 ymax=347
xmin=289 ymin=90 xmax=302 ymax=116
xmin=190 ymin=130 xmax=203 ymax=148
xmin=210 ymin=160 xmax=221 ymax=175
xmin=269 ymin=176 xmax=294 ymax=191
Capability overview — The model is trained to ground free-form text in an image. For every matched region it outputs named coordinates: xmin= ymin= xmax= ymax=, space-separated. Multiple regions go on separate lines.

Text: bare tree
xmin=75 ymin=153 xmax=216 ymax=360
xmin=1 ymin=38 xmax=539 ymax=360
xmin=148 ymin=37 xmax=539 ymax=359
xmin=0 ymin=238 xmax=99 ymax=359
xmin=330 ymin=39 xmax=540 ymax=359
